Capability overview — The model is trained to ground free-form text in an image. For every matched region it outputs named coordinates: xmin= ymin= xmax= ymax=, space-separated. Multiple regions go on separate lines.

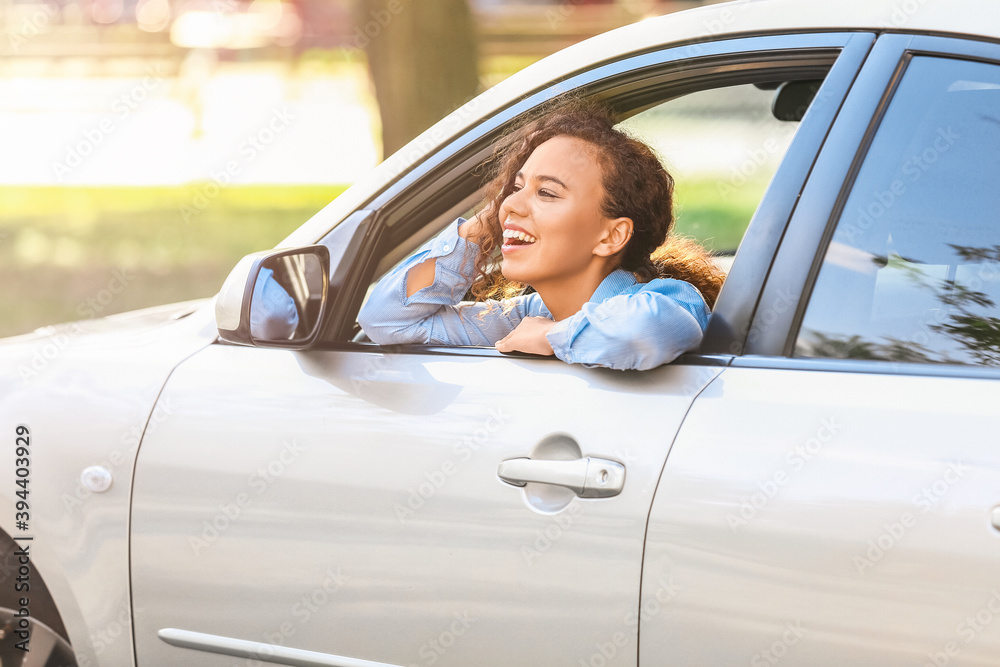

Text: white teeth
xmin=503 ymin=229 xmax=537 ymax=243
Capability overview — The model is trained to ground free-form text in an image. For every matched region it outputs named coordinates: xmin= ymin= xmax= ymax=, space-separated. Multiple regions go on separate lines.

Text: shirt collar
xmin=590 ymin=268 xmax=638 ymax=303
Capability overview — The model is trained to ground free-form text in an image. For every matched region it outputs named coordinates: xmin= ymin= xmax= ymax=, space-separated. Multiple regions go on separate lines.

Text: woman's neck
xmin=534 ymin=263 xmax=616 ymax=321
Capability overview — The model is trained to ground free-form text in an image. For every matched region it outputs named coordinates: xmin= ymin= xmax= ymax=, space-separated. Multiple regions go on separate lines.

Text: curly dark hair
xmin=467 ymin=99 xmax=725 ymax=308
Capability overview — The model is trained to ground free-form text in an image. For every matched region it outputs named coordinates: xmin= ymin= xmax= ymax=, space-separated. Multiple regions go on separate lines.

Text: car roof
xmin=282 ymin=0 xmax=1000 ymax=247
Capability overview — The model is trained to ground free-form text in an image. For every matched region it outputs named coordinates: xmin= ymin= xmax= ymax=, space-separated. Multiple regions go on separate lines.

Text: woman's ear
xmin=594 ymin=217 xmax=633 ymax=257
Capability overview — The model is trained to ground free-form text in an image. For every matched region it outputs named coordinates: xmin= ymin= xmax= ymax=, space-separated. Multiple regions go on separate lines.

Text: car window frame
xmin=309 ymin=32 xmax=875 ymax=360
xmin=741 ymin=33 xmax=1000 ymax=380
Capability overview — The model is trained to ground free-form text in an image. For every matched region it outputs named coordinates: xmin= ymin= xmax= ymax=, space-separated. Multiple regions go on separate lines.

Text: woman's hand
xmin=458 ymin=200 xmax=496 ymax=240
xmin=457 ymin=216 xmax=482 ymax=240
xmin=495 ymin=317 xmax=556 ymax=356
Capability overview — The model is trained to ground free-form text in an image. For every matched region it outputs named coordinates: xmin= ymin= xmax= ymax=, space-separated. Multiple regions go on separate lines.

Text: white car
xmin=3 ymin=0 xmax=1000 ymax=665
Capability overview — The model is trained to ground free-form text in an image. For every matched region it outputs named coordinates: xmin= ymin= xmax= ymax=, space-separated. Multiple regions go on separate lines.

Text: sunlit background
xmin=0 ymin=0 xmax=726 ymax=337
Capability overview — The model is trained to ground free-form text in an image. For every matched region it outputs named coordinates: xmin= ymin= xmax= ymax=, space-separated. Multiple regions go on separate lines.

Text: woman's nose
xmin=500 ymin=189 xmax=526 ymax=219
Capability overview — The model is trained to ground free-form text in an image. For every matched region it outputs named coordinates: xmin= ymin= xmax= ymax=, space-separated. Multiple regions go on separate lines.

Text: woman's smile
xmin=501 ymin=226 xmax=538 ymax=252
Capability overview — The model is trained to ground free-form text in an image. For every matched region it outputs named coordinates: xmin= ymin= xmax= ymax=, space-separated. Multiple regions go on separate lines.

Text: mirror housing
xmin=216 ymin=245 xmax=330 ymax=349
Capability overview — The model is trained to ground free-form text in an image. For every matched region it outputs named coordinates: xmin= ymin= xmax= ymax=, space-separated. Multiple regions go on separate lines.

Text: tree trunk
xmin=356 ymin=0 xmax=480 ymax=158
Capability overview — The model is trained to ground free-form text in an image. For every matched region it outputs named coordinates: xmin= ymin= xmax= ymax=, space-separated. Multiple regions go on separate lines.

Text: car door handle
xmin=497 ymin=457 xmax=625 ymax=498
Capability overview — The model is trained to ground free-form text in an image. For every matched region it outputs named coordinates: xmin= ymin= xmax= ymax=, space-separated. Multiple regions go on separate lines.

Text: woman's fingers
xmin=495 ymin=317 xmax=555 ymax=355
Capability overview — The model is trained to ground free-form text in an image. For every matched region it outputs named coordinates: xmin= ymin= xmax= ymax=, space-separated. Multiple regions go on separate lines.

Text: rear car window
xmin=795 ymin=56 xmax=1000 ymax=366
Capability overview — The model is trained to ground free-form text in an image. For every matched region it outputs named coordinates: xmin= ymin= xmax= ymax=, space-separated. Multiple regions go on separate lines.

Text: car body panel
xmin=640 ymin=366 xmax=1000 ymax=665
xmin=0 ymin=300 xmax=217 ymax=666
xmin=129 ymin=344 xmax=720 ymax=665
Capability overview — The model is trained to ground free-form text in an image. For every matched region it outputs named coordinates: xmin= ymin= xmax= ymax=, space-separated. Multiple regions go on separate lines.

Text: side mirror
xmin=215 ymin=245 xmax=330 ymax=349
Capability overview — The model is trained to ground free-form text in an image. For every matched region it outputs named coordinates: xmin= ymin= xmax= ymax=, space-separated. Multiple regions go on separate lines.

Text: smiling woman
xmin=357 ymin=102 xmax=726 ymax=370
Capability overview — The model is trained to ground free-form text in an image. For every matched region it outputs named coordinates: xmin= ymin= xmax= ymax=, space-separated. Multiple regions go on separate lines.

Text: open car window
xmin=350 ymin=51 xmax=837 ymax=348
xmin=619 ymin=81 xmax=807 ymax=270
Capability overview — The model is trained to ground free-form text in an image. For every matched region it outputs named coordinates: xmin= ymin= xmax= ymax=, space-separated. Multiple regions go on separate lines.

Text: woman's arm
xmin=357 ymin=216 xmax=536 ymax=346
xmin=542 ymin=279 xmax=711 ymax=370
xmin=404 ymin=214 xmax=484 ymax=297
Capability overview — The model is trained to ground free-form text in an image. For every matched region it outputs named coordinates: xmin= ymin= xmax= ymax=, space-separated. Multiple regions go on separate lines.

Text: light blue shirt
xmin=357 ymin=218 xmax=711 ymax=370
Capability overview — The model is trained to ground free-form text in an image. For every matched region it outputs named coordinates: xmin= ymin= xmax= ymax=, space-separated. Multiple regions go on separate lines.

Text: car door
xmin=640 ymin=35 xmax=1000 ymax=666
xmin=128 ymin=33 xmax=871 ymax=666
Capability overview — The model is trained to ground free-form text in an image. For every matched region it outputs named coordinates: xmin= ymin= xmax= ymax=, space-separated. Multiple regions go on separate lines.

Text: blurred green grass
xmin=673 ymin=177 xmax=766 ymax=254
xmin=0 ymin=185 xmax=346 ymax=337
xmin=0 ymin=177 xmax=760 ymax=338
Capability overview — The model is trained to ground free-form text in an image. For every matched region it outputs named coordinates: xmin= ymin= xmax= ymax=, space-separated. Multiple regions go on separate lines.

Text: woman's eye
xmin=539 ymin=189 xmax=556 ymax=198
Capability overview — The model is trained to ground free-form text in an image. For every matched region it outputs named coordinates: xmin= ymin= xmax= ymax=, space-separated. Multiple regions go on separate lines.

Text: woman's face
xmin=498 ymin=135 xmax=618 ymax=288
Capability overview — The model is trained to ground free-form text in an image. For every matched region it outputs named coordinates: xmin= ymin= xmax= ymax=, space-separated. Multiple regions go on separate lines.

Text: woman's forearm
xmin=405 ymin=214 xmax=484 ymax=297
xmin=358 ymin=216 xmax=491 ymax=346
xmin=544 ymin=282 xmax=711 ymax=370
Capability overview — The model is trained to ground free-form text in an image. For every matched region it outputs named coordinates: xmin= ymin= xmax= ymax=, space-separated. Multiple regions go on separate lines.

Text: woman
xmin=358 ymin=102 xmax=726 ymax=370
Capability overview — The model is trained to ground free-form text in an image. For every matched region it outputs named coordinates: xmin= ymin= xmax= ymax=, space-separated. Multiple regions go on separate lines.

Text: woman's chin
xmin=500 ymin=266 xmax=530 ymax=284
xmin=500 ymin=264 xmax=521 ymax=283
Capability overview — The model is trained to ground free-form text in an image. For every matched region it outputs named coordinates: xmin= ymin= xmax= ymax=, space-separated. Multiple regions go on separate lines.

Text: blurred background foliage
xmin=0 ymin=0 xmax=732 ymax=337
xmin=0 ymin=185 xmax=344 ymax=335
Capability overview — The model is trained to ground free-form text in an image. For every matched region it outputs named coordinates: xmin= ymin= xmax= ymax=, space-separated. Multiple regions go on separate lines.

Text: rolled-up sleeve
xmin=545 ymin=279 xmax=710 ymax=371
xmin=357 ymin=218 xmax=532 ymax=346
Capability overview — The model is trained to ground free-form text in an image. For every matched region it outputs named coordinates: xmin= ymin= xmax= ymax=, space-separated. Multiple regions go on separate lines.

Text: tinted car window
xmin=795 ymin=56 xmax=1000 ymax=366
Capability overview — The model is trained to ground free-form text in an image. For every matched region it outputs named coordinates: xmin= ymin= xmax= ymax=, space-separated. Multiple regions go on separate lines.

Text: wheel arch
xmin=0 ymin=527 xmax=73 ymax=646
